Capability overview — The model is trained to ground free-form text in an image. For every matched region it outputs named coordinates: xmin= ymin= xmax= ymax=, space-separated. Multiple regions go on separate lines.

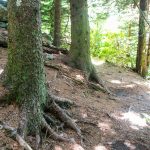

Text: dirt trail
xmin=0 ymin=48 xmax=150 ymax=150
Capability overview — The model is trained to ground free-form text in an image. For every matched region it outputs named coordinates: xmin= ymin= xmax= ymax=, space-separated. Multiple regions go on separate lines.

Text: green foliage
xmin=90 ymin=28 xmax=137 ymax=68
xmin=89 ymin=0 xmax=140 ymax=69
xmin=40 ymin=0 xmax=150 ymax=76
xmin=41 ymin=0 xmax=70 ymax=48
xmin=102 ymin=0 xmax=139 ymax=11
xmin=41 ymin=0 xmax=54 ymax=37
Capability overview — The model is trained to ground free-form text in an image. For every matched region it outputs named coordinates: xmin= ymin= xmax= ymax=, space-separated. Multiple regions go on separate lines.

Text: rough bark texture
xmin=148 ymin=33 xmax=150 ymax=68
xmin=53 ymin=0 xmax=61 ymax=47
xmin=136 ymin=0 xmax=148 ymax=77
xmin=69 ymin=0 xmax=97 ymax=81
xmin=1 ymin=1 xmax=82 ymax=148
xmin=6 ymin=0 xmax=46 ymax=134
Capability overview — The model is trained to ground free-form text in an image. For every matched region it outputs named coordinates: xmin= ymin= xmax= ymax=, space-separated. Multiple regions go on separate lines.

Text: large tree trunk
xmin=6 ymin=0 xmax=46 ymax=136
xmin=69 ymin=0 xmax=97 ymax=81
xmin=147 ymin=33 xmax=150 ymax=69
xmin=147 ymin=1 xmax=150 ymax=73
xmin=136 ymin=0 xmax=148 ymax=77
xmin=53 ymin=0 xmax=61 ymax=47
xmin=1 ymin=1 xmax=81 ymax=148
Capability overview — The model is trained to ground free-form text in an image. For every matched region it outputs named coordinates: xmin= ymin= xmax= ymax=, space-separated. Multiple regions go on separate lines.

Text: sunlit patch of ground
xmin=91 ymin=58 xmax=105 ymax=66
xmin=0 ymin=68 xmax=3 ymax=74
xmin=54 ymin=145 xmax=63 ymax=150
xmin=112 ymin=111 xmax=149 ymax=130
xmin=94 ymin=144 xmax=107 ymax=150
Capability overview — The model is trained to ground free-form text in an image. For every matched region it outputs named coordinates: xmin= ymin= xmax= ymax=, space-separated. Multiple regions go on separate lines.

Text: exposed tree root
xmin=44 ymin=62 xmax=60 ymax=70
xmin=88 ymin=81 xmax=106 ymax=92
xmin=46 ymin=93 xmax=85 ymax=146
xmin=48 ymin=91 xmax=77 ymax=108
xmin=41 ymin=117 xmax=72 ymax=142
xmin=47 ymin=95 xmax=81 ymax=136
xmin=88 ymin=67 xmax=112 ymax=95
xmin=43 ymin=113 xmax=57 ymax=126
xmin=0 ymin=121 xmax=33 ymax=150
xmin=0 ymin=90 xmax=82 ymax=149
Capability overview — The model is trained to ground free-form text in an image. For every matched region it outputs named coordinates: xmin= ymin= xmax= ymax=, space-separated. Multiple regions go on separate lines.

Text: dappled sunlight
xmin=81 ymin=112 xmax=88 ymax=118
xmin=54 ymin=145 xmax=63 ymax=150
xmin=124 ymin=140 xmax=136 ymax=149
xmin=75 ymin=74 xmax=84 ymax=82
xmin=110 ymin=81 xmax=136 ymax=88
xmin=110 ymin=80 xmax=122 ymax=84
xmin=132 ymin=80 xmax=150 ymax=89
xmin=0 ymin=68 xmax=4 ymax=75
xmin=98 ymin=122 xmax=116 ymax=135
xmin=98 ymin=122 xmax=111 ymax=131
xmin=80 ymin=109 xmax=88 ymax=118
xmin=124 ymin=84 xmax=135 ymax=88
xmin=94 ymin=144 xmax=107 ymax=150
xmin=92 ymin=58 xmax=105 ymax=66
xmin=120 ymin=111 xmax=149 ymax=129
xmin=71 ymin=144 xmax=85 ymax=150
xmin=147 ymin=91 xmax=150 ymax=94
xmin=103 ymin=15 xmax=120 ymax=33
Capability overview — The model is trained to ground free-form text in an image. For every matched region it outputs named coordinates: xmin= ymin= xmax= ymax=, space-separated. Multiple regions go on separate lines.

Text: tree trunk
xmin=2 ymin=1 xmax=81 ymax=147
xmin=136 ymin=0 xmax=148 ymax=77
xmin=69 ymin=0 xmax=97 ymax=81
xmin=6 ymin=0 xmax=46 ymax=136
xmin=53 ymin=0 xmax=61 ymax=47
xmin=147 ymin=33 xmax=150 ymax=68
xmin=147 ymin=0 xmax=150 ymax=73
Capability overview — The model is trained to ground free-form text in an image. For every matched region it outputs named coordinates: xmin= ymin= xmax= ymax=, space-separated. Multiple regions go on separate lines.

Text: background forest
xmin=0 ymin=0 xmax=150 ymax=77
xmin=41 ymin=0 xmax=150 ymax=78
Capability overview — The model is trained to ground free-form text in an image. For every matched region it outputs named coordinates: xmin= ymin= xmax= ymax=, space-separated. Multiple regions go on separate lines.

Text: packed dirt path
xmin=0 ymin=48 xmax=150 ymax=150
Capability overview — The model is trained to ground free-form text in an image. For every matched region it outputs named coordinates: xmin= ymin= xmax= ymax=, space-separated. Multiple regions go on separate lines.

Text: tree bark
xmin=3 ymin=1 xmax=81 ymax=147
xmin=136 ymin=0 xmax=148 ymax=77
xmin=147 ymin=33 xmax=150 ymax=68
xmin=53 ymin=0 xmax=61 ymax=47
xmin=6 ymin=0 xmax=46 ymax=135
xmin=69 ymin=0 xmax=97 ymax=81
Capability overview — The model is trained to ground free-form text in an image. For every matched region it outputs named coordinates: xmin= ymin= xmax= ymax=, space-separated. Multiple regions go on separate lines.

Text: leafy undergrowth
xmin=0 ymin=48 xmax=150 ymax=150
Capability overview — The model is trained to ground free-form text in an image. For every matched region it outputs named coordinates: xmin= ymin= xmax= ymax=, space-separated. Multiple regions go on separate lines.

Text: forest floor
xmin=0 ymin=47 xmax=150 ymax=150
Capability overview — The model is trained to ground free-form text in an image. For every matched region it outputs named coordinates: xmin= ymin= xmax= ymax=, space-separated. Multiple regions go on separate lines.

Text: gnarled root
xmin=1 ymin=91 xmax=82 ymax=149
xmin=88 ymin=67 xmax=112 ymax=95
xmin=48 ymin=94 xmax=81 ymax=136
xmin=46 ymin=98 xmax=84 ymax=146
xmin=48 ymin=92 xmax=77 ymax=108
xmin=41 ymin=117 xmax=72 ymax=142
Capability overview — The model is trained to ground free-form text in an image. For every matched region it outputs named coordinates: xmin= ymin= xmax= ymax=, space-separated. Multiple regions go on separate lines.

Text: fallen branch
xmin=43 ymin=44 xmax=69 ymax=55
xmin=44 ymin=62 xmax=60 ymax=70
xmin=0 ymin=29 xmax=68 ymax=55
xmin=43 ymin=46 xmax=68 ymax=55
xmin=0 ymin=121 xmax=33 ymax=150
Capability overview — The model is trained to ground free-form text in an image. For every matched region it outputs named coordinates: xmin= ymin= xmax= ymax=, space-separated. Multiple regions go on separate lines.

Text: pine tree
xmin=69 ymin=0 xmax=99 ymax=82
xmin=53 ymin=0 xmax=61 ymax=47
